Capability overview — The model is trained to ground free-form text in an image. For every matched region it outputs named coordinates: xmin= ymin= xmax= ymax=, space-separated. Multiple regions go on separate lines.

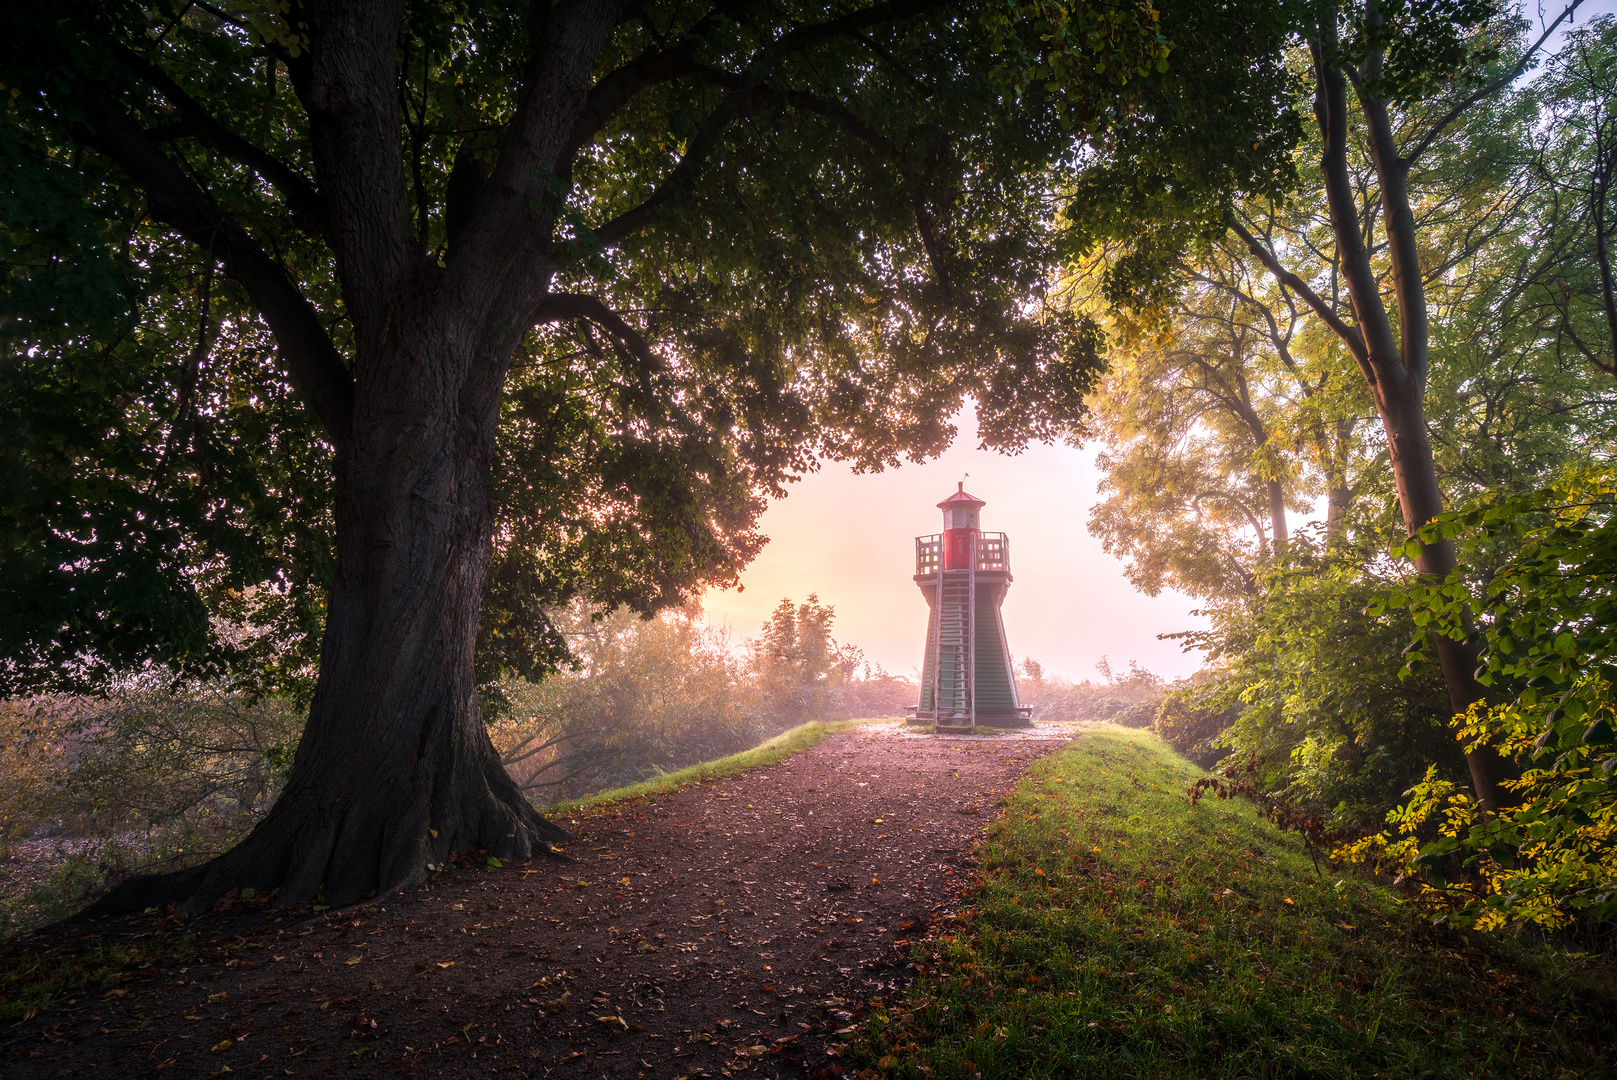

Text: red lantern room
xmin=938 ymin=483 xmax=984 ymax=570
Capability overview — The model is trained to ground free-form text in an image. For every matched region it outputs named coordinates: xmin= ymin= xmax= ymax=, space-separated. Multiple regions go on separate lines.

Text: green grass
xmin=0 ymin=928 xmax=201 ymax=1023
xmin=544 ymin=717 xmax=886 ymax=815
xmin=856 ymin=726 xmax=1616 ymax=1079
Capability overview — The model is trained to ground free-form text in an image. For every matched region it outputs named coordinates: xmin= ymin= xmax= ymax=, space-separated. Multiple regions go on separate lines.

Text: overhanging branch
xmin=76 ymin=93 xmax=354 ymax=442
xmin=112 ymin=45 xmax=329 ymax=234
xmin=536 ymin=292 xmax=663 ymax=378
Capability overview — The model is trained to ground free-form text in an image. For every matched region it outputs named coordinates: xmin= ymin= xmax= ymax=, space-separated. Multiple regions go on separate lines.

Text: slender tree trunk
xmin=1266 ymin=478 xmax=1288 ymax=551
xmin=1324 ymin=481 xmax=1352 ymax=541
xmin=89 ymin=308 xmax=568 ymax=917
xmin=1370 ymin=363 xmax=1513 ymax=807
xmin=1311 ymin=12 xmax=1512 ymax=810
xmin=1321 ymin=417 xmax=1354 ymax=544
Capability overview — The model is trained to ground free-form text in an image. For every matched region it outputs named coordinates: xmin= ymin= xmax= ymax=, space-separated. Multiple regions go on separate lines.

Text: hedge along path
xmin=4 ymin=721 xmax=1074 ymax=1078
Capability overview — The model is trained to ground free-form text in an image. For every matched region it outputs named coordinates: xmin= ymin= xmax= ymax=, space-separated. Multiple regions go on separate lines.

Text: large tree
xmin=1 ymin=0 xmax=1125 ymax=914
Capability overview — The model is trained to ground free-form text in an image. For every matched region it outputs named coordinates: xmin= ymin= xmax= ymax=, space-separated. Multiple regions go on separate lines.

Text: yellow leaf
xmin=346 ymin=956 xmax=362 ymax=965
xmin=210 ymin=1039 xmax=234 ymax=1053
xmin=429 ymin=829 xmax=438 ymax=838
xmin=437 ymin=961 xmax=455 ymax=968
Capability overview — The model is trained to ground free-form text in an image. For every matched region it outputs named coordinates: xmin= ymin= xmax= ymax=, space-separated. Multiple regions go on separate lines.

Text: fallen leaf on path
xmin=210 ymin=1039 xmax=234 ymax=1053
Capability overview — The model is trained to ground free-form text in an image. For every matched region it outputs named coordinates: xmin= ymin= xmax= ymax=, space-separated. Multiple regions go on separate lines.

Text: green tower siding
xmin=973 ymin=594 xmax=1016 ymax=709
xmin=919 ymin=607 xmax=937 ymax=704
xmin=914 ymin=575 xmax=1021 ymax=719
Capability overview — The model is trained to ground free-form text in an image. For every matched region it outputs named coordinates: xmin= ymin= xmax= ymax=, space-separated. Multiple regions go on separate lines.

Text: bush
xmin=1153 ymin=686 xmax=1236 ymax=767
xmin=1177 ymin=531 xmax=1467 ymax=832
xmin=1351 ymin=469 xmax=1617 ymax=929
xmin=0 ymin=684 xmax=302 ymax=936
xmin=1018 ymin=656 xmax=1168 ymax=726
xmin=487 ymin=597 xmax=916 ymax=802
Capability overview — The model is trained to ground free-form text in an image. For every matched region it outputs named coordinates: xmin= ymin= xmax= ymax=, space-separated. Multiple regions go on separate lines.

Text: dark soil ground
xmin=3 ymin=724 xmax=1071 ymax=1079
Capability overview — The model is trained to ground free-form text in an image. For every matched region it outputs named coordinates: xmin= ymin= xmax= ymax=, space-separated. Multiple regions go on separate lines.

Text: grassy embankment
xmin=544 ymin=716 xmax=885 ymax=814
xmin=855 ymin=726 xmax=1615 ymax=1079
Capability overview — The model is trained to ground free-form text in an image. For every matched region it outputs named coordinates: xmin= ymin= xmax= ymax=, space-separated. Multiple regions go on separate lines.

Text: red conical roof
xmin=937 ymin=481 xmax=986 ymax=509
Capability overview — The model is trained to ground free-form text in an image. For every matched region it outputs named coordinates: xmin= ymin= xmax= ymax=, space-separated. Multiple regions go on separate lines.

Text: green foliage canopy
xmin=0 ymin=0 xmax=1136 ymax=696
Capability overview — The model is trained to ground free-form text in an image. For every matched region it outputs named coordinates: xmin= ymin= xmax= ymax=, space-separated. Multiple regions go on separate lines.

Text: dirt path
xmin=5 ymin=723 xmax=1074 ymax=1078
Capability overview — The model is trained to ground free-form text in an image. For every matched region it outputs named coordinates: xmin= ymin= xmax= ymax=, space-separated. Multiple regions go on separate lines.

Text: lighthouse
xmin=909 ymin=485 xmax=1031 ymax=732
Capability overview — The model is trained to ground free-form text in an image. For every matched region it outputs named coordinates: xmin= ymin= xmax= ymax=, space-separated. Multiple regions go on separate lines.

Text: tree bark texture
xmin=1310 ymin=10 xmax=1512 ymax=810
xmin=92 ymin=305 xmax=571 ymax=918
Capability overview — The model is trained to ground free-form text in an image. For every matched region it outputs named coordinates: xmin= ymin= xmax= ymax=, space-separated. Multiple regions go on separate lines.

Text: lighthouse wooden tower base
xmin=908 ymin=485 xmax=1031 ymax=732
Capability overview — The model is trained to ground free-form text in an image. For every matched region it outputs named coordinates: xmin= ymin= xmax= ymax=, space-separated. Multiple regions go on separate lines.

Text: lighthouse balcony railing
xmin=914 ymin=532 xmax=1010 ymax=575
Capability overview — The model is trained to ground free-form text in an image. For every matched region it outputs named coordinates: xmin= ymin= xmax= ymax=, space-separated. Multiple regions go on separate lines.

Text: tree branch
xmin=588 ymin=83 xmax=769 ymax=250
xmin=76 ymin=93 xmax=354 ymax=441
xmin=1229 ymin=219 xmax=1368 ymax=366
xmin=536 ymin=292 xmax=664 ymax=377
xmin=112 ymin=45 xmax=329 ymax=234
xmin=557 ymin=2 xmax=755 ymax=169
xmin=1401 ymin=1 xmax=1585 ymax=166
xmin=586 ymin=0 xmax=941 ymax=252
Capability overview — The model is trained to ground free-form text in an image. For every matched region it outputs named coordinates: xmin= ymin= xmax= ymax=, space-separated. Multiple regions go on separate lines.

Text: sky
xmin=699 ymin=406 xmax=1207 ymax=684
xmin=699 ymin=1 xmax=1615 ymax=684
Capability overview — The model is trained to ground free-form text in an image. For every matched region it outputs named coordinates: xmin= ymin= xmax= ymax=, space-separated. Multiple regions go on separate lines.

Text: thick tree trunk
xmin=74 ymin=0 xmax=637 ymax=922
xmin=87 ymin=311 xmax=568 ymax=918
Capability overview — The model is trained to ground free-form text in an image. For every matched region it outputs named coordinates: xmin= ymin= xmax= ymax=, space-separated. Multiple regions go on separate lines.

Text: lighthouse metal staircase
xmin=911 ymin=531 xmax=1030 ymax=733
